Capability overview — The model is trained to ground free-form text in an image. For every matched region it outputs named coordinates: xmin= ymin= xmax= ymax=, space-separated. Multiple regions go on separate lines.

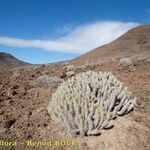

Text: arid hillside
xmin=0 ymin=25 xmax=150 ymax=150
xmin=74 ymin=25 xmax=150 ymax=64
xmin=0 ymin=52 xmax=30 ymax=69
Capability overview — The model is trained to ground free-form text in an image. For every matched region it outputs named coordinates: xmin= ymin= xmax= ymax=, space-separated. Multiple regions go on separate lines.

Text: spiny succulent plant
xmin=30 ymin=75 xmax=63 ymax=88
xmin=48 ymin=71 xmax=136 ymax=136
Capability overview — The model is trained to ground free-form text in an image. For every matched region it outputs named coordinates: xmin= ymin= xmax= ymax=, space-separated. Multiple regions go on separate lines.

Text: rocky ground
xmin=0 ymin=54 xmax=150 ymax=150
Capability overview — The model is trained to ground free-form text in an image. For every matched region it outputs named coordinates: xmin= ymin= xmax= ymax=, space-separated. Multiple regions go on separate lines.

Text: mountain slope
xmin=0 ymin=52 xmax=30 ymax=69
xmin=74 ymin=25 xmax=150 ymax=63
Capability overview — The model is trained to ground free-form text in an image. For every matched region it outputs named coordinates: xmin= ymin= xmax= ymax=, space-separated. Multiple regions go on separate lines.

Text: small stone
xmin=119 ymin=57 xmax=133 ymax=66
xmin=66 ymin=64 xmax=75 ymax=71
xmin=18 ymin=87 xmax=27 ymax=97
xmin=5 ymin=118 xmax=16 ymax=128
xmin=66 ymin=71 xmax=75 ymax=77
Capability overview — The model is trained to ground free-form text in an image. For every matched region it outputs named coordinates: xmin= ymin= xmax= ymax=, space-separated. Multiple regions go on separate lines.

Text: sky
xmin=0 ymin=0 xmax=149 ymax=64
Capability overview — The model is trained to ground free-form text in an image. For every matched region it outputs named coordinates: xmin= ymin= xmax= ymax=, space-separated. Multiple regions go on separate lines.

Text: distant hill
xmin=0 ymin=52 xmax=30 ymax=69
xmin=74 ymin=25 xmax=150 ymax=63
